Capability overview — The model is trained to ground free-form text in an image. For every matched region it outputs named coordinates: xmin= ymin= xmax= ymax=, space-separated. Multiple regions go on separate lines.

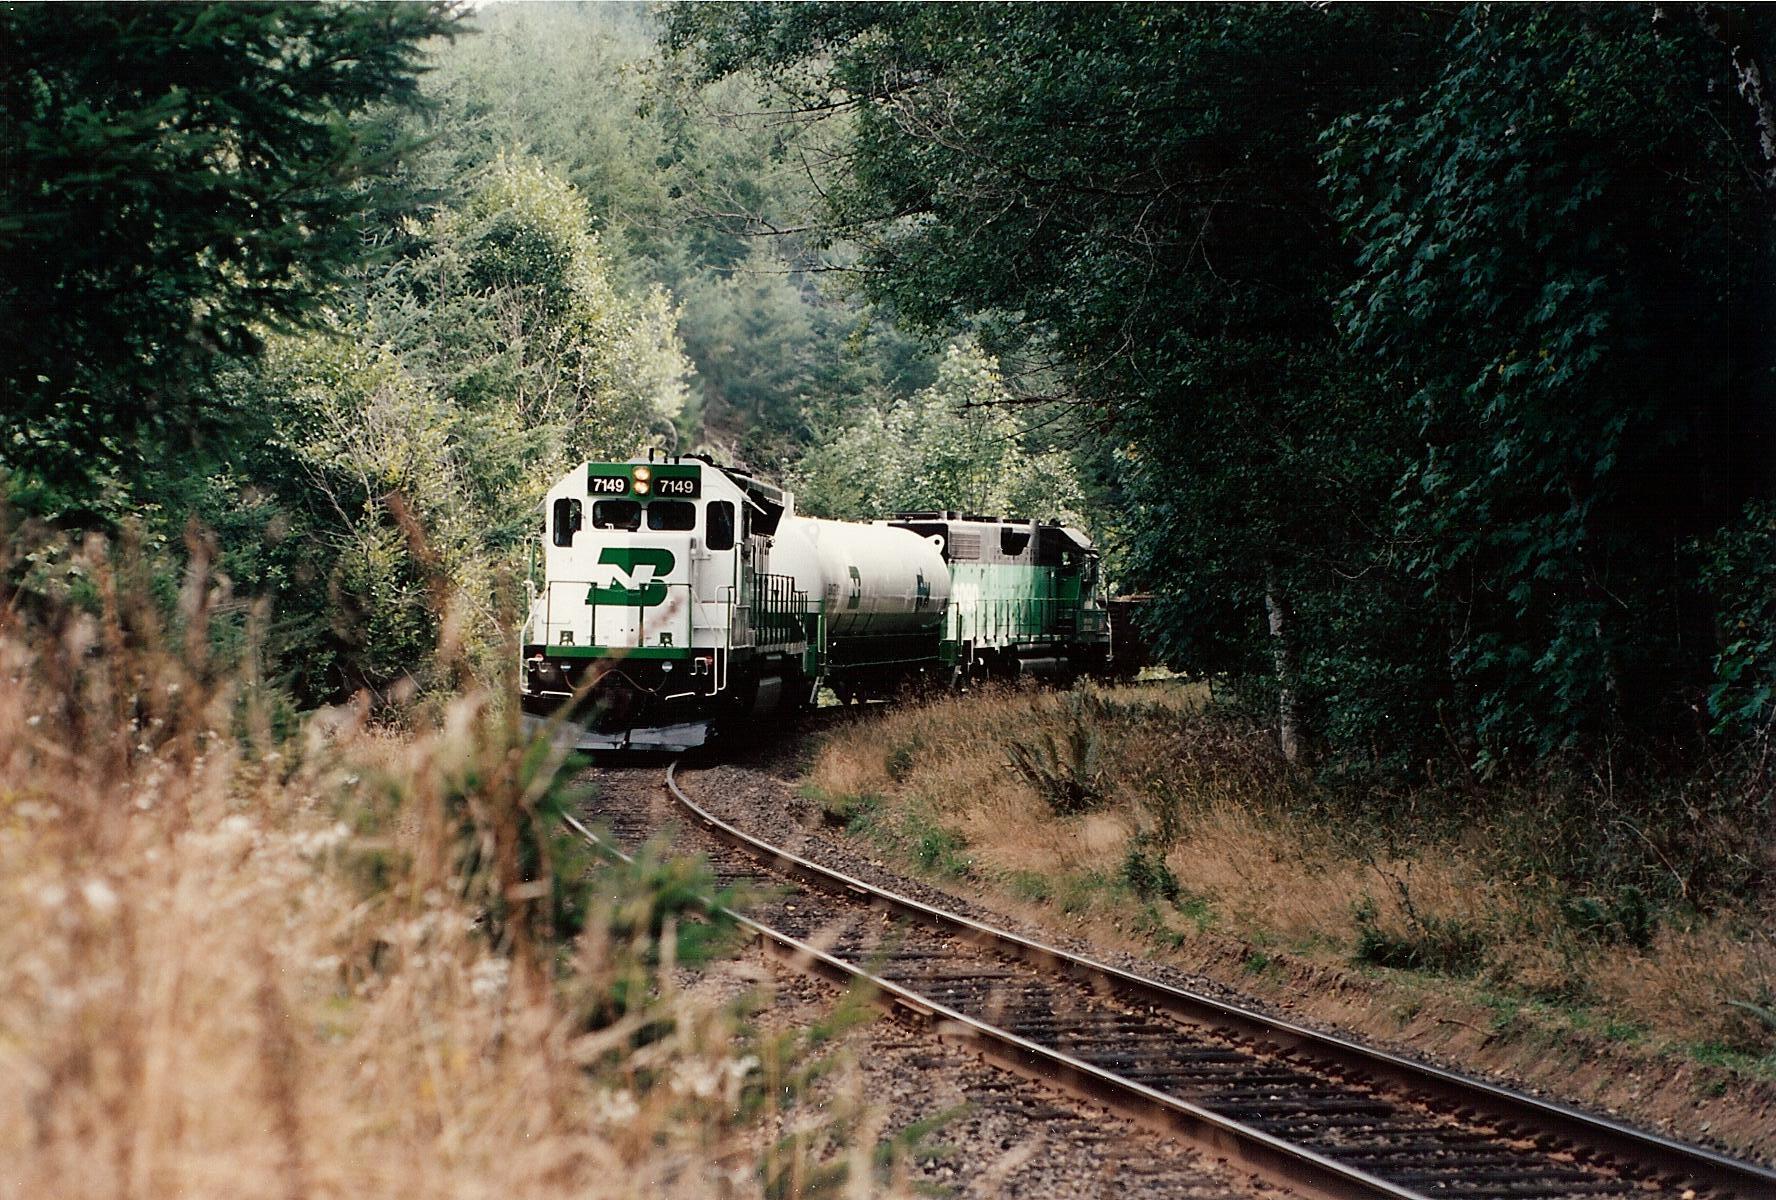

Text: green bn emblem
xmin=587 ymin=547 xmax=675 ymax=608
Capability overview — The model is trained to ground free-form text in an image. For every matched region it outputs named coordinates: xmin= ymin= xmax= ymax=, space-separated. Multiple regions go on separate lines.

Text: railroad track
xmin=566 ymin=762 xmax=1776 ymax=1200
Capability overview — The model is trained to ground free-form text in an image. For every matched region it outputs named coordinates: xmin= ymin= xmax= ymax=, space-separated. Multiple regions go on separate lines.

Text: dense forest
xmin=6 ymin=6 xmax=1776 ymax=1193
xmin=4 ymin=1 xmax=1773 ymax=784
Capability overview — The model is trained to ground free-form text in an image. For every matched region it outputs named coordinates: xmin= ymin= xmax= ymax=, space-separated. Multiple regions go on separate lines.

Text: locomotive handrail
xmin=537 ymin=578 xmax=694 ymax=654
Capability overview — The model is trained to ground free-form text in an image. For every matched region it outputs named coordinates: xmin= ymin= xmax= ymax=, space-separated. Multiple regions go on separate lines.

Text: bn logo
xmin=587 ymin=547 xmax=675 ymax=608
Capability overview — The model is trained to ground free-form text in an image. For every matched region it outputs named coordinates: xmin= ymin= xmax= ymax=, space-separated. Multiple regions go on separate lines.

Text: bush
xmin=815 ymin=788 xmax=881 ymax=835
xmin=1352 ymin=895 xmax=1489 ymax=978
xmin=1120 ymin=842 xmax=1182 ymax=905
xmin=910 ymin=819 xmax=971 ymax=878
xmin=1700 ymin=501 xmax=1776 ymax=742
xmin=1005 ymin=690 xmax=1111 ymax=815
xmin=1559 ymin=885 xmax=1655 ymax=950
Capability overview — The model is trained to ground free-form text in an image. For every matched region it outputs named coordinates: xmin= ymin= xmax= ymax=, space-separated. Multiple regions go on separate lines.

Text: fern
xmin=1006 ymin=692 xmax=1109 ymax=815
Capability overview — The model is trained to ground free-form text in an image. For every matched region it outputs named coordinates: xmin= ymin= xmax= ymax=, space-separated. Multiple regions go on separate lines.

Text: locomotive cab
xmin=884 ymin=513 xmax=1112 ymax=682
xmin=521 ymin=456 xmax=816 ymax=751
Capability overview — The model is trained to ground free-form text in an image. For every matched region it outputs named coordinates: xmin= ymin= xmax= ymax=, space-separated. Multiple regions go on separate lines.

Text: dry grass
xmin=809 ymin=682 xmax=1776 ymax=1062
xmin=1 ymin=530 xmax=905 ymax=1200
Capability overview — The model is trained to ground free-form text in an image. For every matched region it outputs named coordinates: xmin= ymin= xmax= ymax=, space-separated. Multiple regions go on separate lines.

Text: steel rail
xmin=563 ymin=799 xmax=1415 ymax=1199
xmin=658 ymin=761 xmax=1776 ymax=1199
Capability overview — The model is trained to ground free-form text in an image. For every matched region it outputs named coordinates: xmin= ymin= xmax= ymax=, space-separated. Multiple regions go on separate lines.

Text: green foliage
xmin=910 ymin=820 xmax=971 ymax=878
xmin=1699 ymin=503 xmax=1776 ymax=739
xmin=421 ymin=2 xmax=940 ymax=472
xmin=569 ymin=840 xmax=742 ymax=1030
xmin=1352 ymin=894 xmax=1489 ymax=978
xmin=814 ymin=788 xmax=882 ymax=836
xmin=448 ymin=735 xmax=603 ymax=948
xmin=666 ymin=2 xmax=1448 ymax=764
xmin=670 ymin=2 xmax=1776 ymax=778
xmin=790 ymin=340 xmax=1084 ymax=522
xmin=12 ymin=0 xmax=1776 ymax=790
xmin=1727 ymin=999 xmax=1776 ymax=1036
xmin=672 ymin=254 xmax=938 ymax=470
xmin=1120 ymin=842 xmax=1181 ymax=906
xmin=0 ymin=2 xmax=462 ymax=515
xmin=1559 ymin=886 xmax=1655 ymax=951
xmin=1005 ymin=870 xmax=1053 ymax=905
xmin=884 ymin=739 xmax=920 ymax=784
xmin=211 ymin=157 xmax=688 ymax=701
xmin=4 ymin=1 xmax=956 ymax=707
xmin=1327 ymin=6 xmax=1770 ymax=764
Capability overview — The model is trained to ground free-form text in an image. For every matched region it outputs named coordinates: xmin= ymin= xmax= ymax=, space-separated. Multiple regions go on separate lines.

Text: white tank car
xmin=771 ymin=516 xmax=951 ymax=635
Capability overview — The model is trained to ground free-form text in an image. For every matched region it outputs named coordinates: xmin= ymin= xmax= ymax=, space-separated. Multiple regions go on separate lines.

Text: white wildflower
xmin=669 ymin=1059 xmax=728 ymax=1100
xmin=80 ymin=878 xmax=119 ymax=916
xmin=469 ymin=957 xmax=508 ymax=1001
xmin=591 ymin=1088 xmax=639 ymax=1126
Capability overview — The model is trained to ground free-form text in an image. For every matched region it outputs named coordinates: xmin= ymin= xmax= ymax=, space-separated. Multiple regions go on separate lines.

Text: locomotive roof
xmin=884 ymin=513 xmax=1095 ymax=553
xmin=891 ymin=511 xmax=1061 ymax=526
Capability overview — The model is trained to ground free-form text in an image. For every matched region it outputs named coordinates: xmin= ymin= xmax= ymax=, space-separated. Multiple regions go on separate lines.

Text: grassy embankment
xmin=0 ymin=533 xmax=912 ymax=1200
xmin=806 ymin=684 xmax=1776 ymax=1080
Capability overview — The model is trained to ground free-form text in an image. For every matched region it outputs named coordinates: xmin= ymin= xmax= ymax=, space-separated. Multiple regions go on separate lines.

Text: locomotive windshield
xmin=646 ymin=501 xmax=696 ymax=531
xmin=592 ymin=499 xmax=642 ymax=530
xmin=587 ymin=498 xmax=702 ymax=533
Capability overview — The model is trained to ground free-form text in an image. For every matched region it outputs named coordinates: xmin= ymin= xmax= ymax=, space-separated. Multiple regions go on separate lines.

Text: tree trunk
xmin=1699 ymin=4 xmax=1776 ymax=507
xmin=1264 ymin=562 xmax=1302 ymax=763
xmin=1698 ymin=5 xmax=1776 ymax=197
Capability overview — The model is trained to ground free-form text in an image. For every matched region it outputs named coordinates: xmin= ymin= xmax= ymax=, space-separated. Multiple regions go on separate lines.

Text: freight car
xmin=520 ymin=454 xmax=1112 ymax=750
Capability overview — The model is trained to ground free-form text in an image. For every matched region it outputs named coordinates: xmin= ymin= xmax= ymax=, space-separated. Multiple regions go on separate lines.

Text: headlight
xmin=633 ymin=466 xmax=652 ymax=482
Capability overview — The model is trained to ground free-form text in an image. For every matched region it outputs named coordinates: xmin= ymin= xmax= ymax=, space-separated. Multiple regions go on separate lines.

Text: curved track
xmin=565 ymin=761 xmax=1776 ymax=1200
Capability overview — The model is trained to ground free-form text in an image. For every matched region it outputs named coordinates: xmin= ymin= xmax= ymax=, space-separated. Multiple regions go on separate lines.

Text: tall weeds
xmin=1 ymin=521 xmax=901 ymax=1199
xmin=810 ymin=682 xmax=1776 ymax=1058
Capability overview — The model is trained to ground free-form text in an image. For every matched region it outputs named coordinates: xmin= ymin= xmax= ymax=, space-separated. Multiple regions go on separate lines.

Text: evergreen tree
xmin=0 ymin=2 xmax=461 ymax=518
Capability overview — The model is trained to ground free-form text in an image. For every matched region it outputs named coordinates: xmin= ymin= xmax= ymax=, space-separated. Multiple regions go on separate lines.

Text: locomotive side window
xmin=551 ymin=497 xmax=582 ymax=547
xmin=1000 ymin=527 xmax=1031 ymax=557
xmin=592 ymin=499 xmax=642 ymax=530
xmin=706 ymin=501 xmax=736 ymax=551
xmin=646 ymin=500 xmax=696 ymax=531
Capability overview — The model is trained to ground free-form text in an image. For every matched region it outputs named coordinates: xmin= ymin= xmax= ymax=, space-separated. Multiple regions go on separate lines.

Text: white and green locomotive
xmin=521 ymin=455 xmax=1112 ymax=750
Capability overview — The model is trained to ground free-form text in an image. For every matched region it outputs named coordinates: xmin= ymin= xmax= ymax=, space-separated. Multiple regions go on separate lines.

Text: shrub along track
xmin=569 ymin=761 xmax=1776 ymax=1200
